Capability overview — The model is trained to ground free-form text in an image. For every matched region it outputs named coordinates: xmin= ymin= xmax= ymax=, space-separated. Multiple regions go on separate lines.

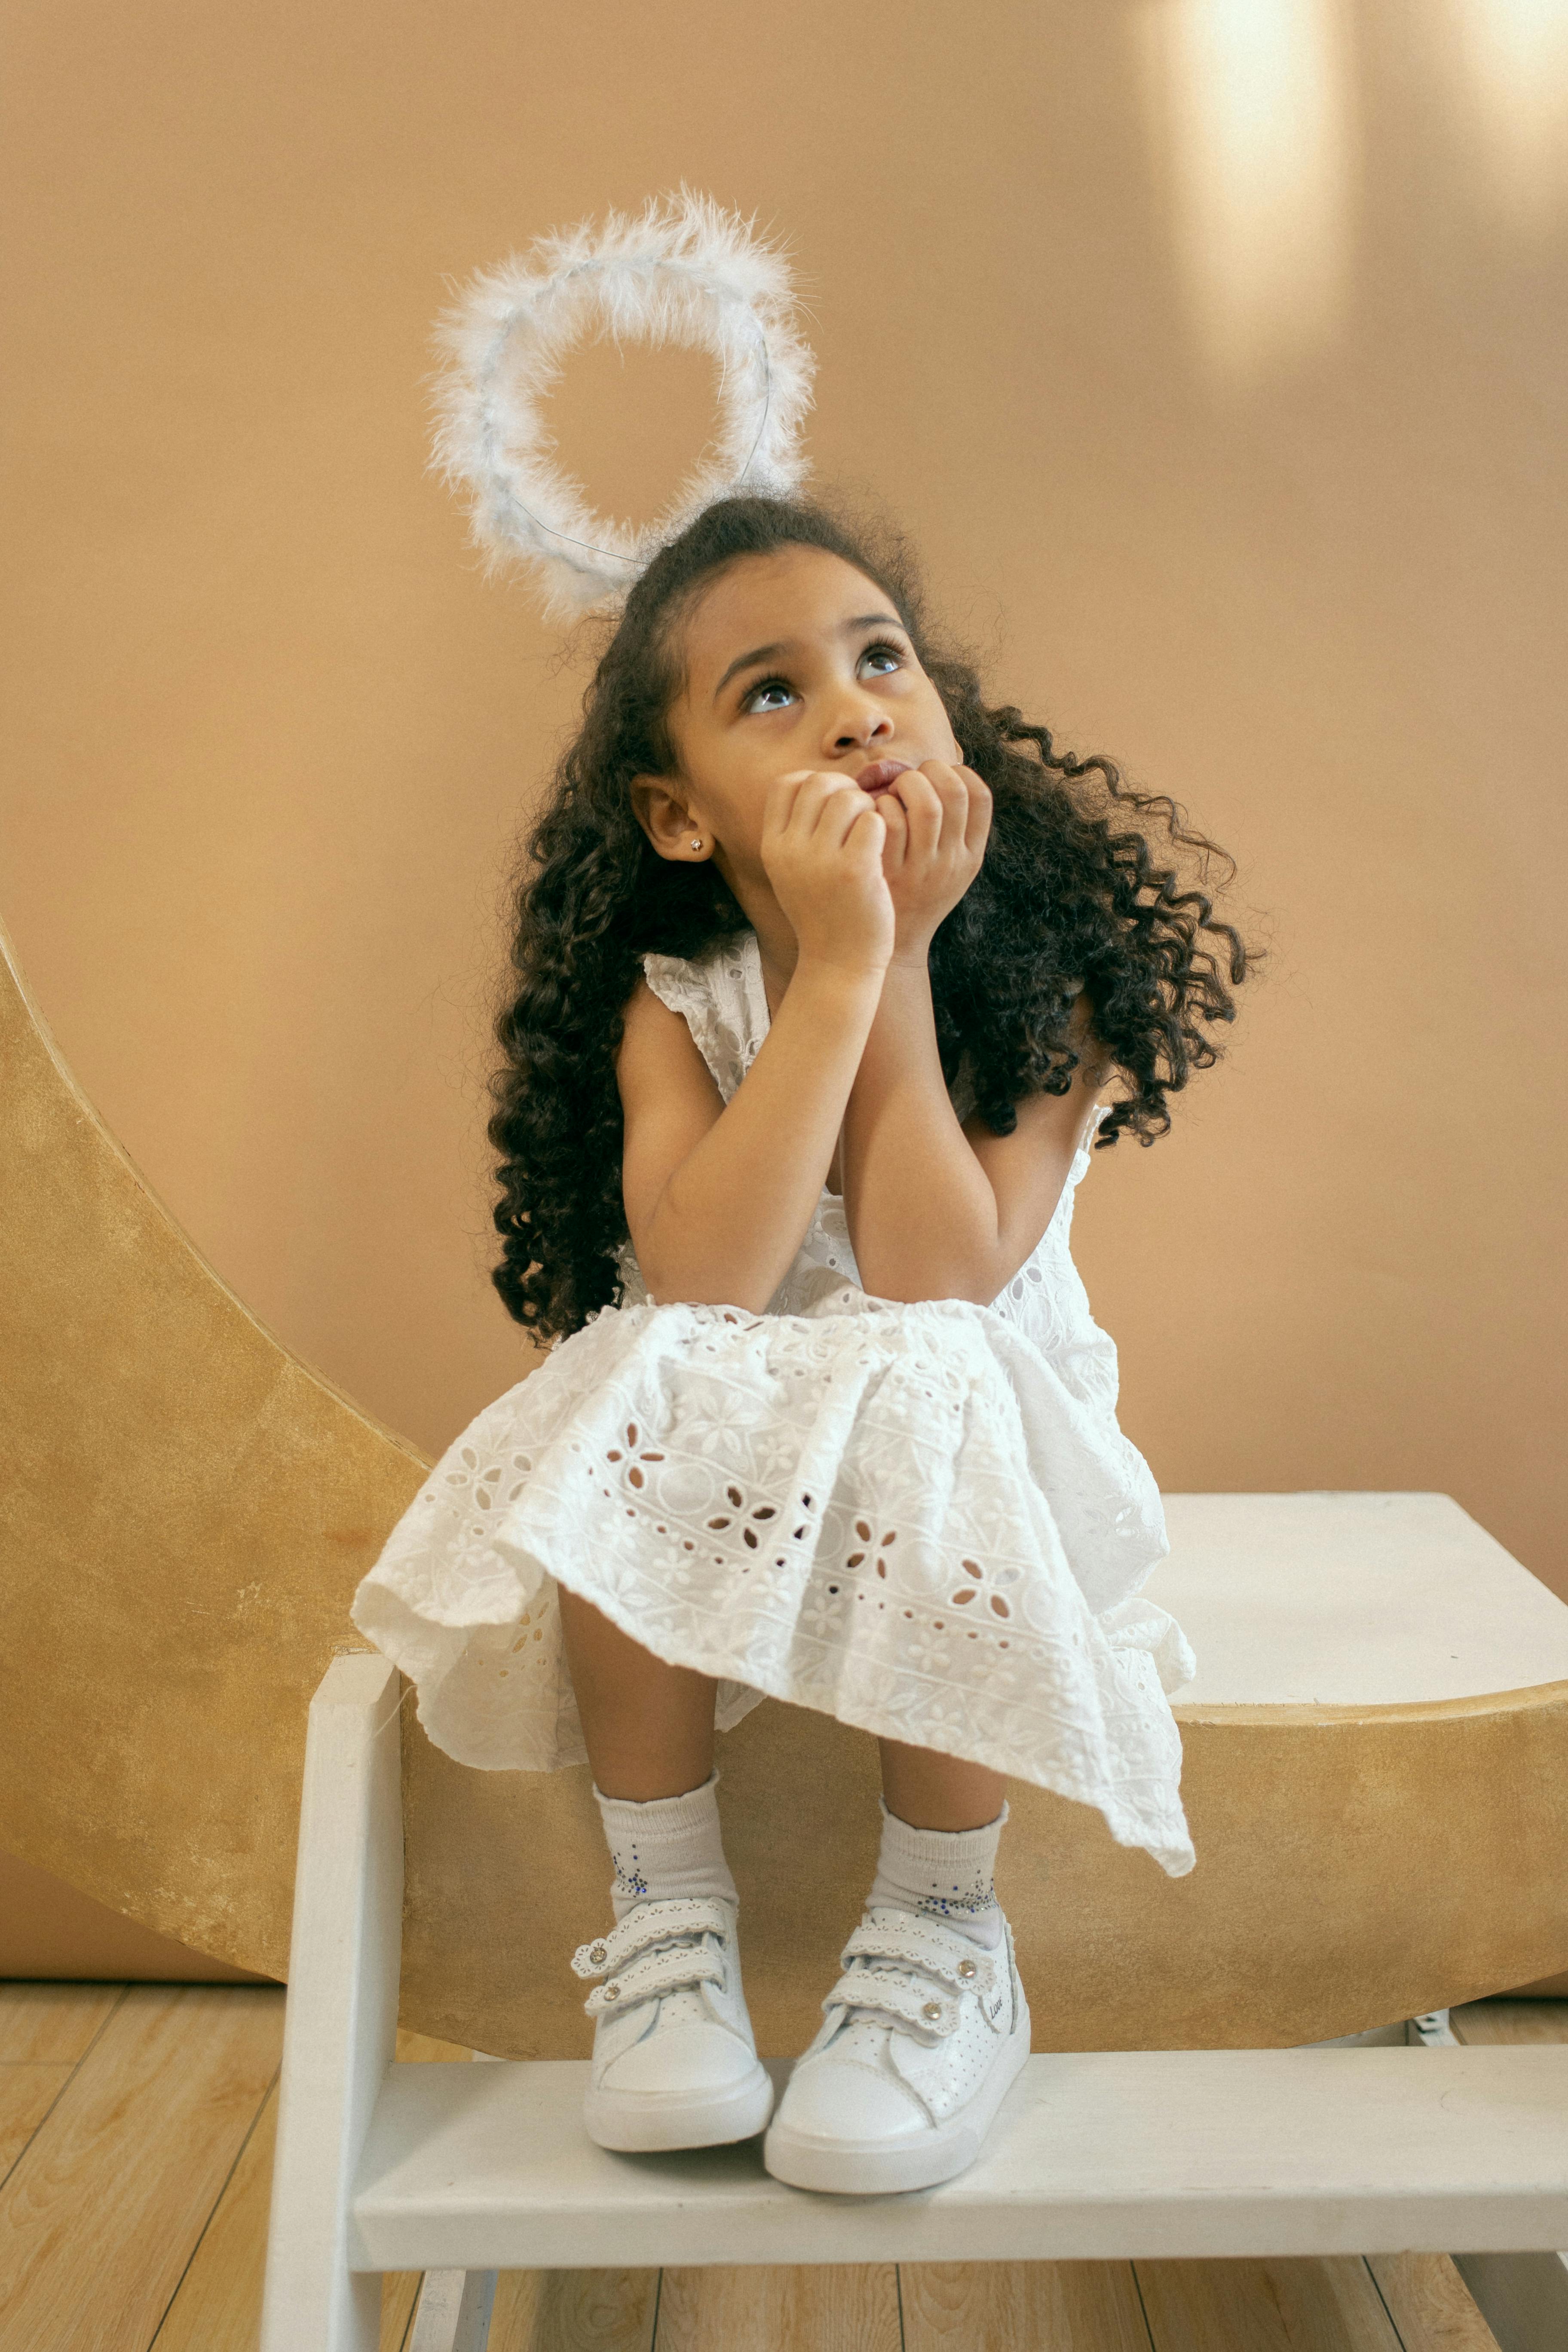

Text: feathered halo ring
xmin=430 ymin=188 xmax=817 ymax=618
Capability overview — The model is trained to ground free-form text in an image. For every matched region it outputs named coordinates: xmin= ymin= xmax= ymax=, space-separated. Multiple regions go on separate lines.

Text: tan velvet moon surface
xmin=6 ymin=915 xmax=1568 ymax=2053
xmin=0 ymin=917 xmax=428 ymax=1976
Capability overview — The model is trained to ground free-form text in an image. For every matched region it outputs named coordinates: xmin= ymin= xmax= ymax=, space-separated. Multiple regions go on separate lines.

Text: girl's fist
xmin=760 ymin=770 xmax=894 ymax=977
xmin=873 ymin=760 xmax=992 ymax=957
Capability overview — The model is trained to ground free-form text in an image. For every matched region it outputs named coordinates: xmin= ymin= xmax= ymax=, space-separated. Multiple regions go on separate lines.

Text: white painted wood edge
xmin=260 ymin=1655 xmax=403 ymax=2352
xmin=349 ymin=2045 xmax=1568 ymax=2270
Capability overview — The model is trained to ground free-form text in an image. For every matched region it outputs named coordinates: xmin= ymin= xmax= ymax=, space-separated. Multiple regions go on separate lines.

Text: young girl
xmin=352 ymin=492 xmax=1251 ymax=2196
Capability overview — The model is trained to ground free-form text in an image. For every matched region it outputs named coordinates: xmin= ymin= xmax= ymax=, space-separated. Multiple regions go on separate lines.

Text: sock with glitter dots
xmin=867 ymin=1795 xmax=1009 ymax=1948
xmin=591 ymin=1771 xmax=739 ymax=1923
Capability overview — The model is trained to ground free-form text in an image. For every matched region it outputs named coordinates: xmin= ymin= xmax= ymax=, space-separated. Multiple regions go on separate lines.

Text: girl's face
xmin=633 ymin=545 xmax=963 ymax=900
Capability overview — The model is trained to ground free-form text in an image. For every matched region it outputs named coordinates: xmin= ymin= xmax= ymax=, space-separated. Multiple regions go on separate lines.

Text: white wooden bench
xmin=258 ymin=1494 xmax=1568 ymax=2352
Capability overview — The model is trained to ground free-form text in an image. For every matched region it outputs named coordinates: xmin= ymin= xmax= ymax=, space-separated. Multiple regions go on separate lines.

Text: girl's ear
xmin=629 ymin=775 xmax=712 ymax=863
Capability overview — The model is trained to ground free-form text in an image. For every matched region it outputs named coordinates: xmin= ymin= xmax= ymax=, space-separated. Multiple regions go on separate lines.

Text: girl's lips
xmin=856 ymin=759 xmax=911 ymax=793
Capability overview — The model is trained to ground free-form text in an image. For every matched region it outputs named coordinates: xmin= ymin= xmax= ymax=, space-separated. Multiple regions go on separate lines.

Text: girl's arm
xmin=841 ymin=964 xmax=1110 ymax=1304
xmin=838 ymin=757 xmax=1112 ymax=1304
xmin=617 ymin=772 xmax=891 ymax=1311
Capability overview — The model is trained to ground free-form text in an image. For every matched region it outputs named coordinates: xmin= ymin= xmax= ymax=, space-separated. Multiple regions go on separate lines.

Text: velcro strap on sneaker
xmin=570 ymin=1897 xmax=731 ymax=1980
xmin=840 ymin=1916 xmax=998 ymax=1997
xmin=584 ymin=1942 xmax=725 ymax=2018
xmin=822 ymin=1969 xmax=959 ymax=2038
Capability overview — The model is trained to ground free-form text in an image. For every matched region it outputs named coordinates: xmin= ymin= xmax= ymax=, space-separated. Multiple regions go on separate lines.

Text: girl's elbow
xmin=637 ymin=1252 xmax=775 ymax=1316
xmin=853 ymin=1250 xmax=1001 ymax=1309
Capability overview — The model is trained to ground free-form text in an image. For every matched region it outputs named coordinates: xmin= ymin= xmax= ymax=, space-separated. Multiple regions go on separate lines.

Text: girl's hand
xmin=761 ymin=769 xmax=895 ymax=978
xmin=874 ymin=760 xmax=992 ymax=962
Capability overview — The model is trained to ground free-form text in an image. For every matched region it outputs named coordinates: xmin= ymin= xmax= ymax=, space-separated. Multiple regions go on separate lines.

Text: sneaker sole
xmin=762 ymin=1998 xmax=1032 ymax=2196
xmin=585 ymin=2060 xmax=775 ymax=2153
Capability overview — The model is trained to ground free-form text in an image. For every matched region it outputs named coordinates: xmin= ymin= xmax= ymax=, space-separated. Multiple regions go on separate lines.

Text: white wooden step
xmin=349 ymin=2044 xmax=1568 ymax=2273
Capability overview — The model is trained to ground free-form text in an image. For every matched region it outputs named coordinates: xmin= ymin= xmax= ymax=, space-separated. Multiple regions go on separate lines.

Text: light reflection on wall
xmin=1132 ymin=0 xmax=1359 ymax=387
xmin=1444 ymin=0 xmax=1568 ymax=236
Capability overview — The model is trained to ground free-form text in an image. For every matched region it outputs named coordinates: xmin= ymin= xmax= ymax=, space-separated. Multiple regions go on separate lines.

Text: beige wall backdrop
xmin=3 ymin=0 xmax=1564 ymax=1615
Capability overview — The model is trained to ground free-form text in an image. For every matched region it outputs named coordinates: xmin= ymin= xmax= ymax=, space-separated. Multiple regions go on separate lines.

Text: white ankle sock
xmin=868 ymin=1796 xmax=1009 ymax=1947
xmin=592 ymin=1771 xmax=739 ymax=1922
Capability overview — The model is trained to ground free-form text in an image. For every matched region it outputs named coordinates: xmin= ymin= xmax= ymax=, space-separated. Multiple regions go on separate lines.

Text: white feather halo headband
xmin=430 ymin=189 xmax=816 ymax=618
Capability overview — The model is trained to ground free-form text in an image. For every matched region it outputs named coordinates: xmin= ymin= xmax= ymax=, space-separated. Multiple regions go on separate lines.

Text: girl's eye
xmin=739 ymin=641 xmax=906 ymax=713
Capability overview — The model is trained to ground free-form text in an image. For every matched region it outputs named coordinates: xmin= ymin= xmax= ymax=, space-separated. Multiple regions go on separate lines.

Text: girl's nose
xmin=829 ymin=699 xmax=894 ymax=755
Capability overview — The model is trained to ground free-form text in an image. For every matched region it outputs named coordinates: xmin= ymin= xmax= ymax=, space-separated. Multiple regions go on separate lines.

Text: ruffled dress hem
xmin=349 ymin=1288 xmax=1197 ymax=1878
xmin=355 ymin=1547 xmax=1196 ymax=1877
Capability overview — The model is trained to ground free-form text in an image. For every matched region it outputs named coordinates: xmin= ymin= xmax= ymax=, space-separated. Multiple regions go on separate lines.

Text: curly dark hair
xmin=489 ymin=494 xmax=1257 ymax=1338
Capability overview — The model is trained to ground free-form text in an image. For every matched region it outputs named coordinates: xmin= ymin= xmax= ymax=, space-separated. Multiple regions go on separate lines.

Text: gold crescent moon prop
xmin=3 ymin=912 xmax=1565 ymax=2056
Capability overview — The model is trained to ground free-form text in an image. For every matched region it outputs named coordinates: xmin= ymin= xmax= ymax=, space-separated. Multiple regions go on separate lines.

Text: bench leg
xmin=260 ymin=1655 xmax=405 ymax=2352
xmin=1452 ymin=2252 xmax=1568 ymax=2352
xmin=409 ymin=2268 xmax=499 ymax=2352
xmin=1405 ymin=2010 xmax=1568 ymax=2351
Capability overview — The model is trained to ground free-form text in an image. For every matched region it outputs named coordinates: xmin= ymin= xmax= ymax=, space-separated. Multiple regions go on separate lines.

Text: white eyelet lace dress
xmin=350 ymin=930 xmax=1199 ymax=1876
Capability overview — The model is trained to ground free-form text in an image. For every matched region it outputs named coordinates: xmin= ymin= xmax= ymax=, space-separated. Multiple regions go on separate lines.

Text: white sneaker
xmin=572 ymin=1895 xmax=774 ymax=2152
xmin=762 ymin=1905 xmax=1031 ymax=2195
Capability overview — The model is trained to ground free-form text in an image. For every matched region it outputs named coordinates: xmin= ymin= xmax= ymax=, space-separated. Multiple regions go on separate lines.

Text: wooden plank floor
xmin=2 ymin=1986 xmax=1556 ymax=2352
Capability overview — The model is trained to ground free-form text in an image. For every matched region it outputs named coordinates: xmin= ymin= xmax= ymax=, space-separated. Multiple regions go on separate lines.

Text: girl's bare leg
xmin=557 ymin=1584 xmax=718 ymax=1800
xmin=878 ymin=1737 xmax=1007 ymax=1831
xmin=559 ymin=1586 xmax=1003 ymax=1825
